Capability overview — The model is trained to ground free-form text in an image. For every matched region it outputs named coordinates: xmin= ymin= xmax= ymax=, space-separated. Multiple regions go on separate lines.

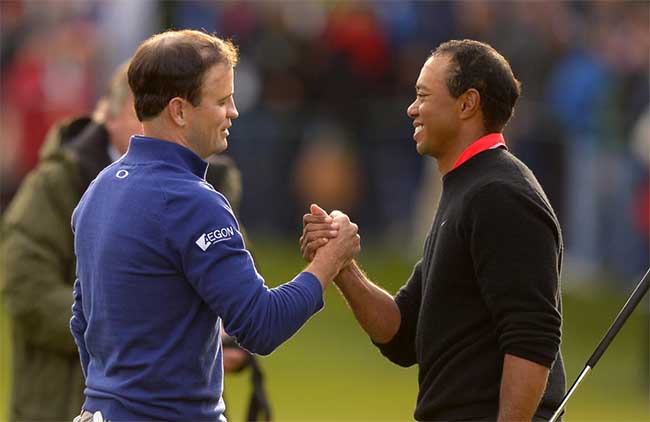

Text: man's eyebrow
xmin=218 ymin=92 xmax=233 ymax=102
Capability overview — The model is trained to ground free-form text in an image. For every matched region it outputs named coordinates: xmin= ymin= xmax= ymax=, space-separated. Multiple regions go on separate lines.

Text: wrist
xmin=334 ymin=260 xmax=359 ymax=285
xmin=306 ymin=256 xmax=338 ymax=288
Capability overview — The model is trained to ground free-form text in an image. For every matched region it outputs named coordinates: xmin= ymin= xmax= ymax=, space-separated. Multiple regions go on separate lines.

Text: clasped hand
xmin=299 ymin=204 xmax=360 ymax=272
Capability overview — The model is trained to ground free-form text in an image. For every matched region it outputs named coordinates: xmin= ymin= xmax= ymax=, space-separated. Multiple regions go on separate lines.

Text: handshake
xmin=299 ymin=203 xmax=361 ymax=286
xmin=298 ymin=203 xmax=400 ymax=345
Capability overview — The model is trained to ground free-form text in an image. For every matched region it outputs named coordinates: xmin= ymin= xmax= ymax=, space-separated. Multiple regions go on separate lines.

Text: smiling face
xmin=406 ymin=54 xmax=461 ymax=158
xmin=184 ymin=63 xmax=239 ymax=158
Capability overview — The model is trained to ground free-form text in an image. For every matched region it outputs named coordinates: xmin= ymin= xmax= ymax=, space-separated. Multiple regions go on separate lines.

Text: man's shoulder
xmin=144 ymin=165 xmax=234 ymax=220
xmin=151 ymin=169 xmax=240 ymax=249
xmin=5 ymin=158 xmax=81 ymax=221
xmin=32 ymin=155 xmax=80 ymax=186
xmin=466 ymin=178 xmax=549 ymax=214
xmin=84 ymin=160 xmax=126 ymax=194
xmin=465 ymin=151 xmax=547 ymax=200
xmin=160 ymin=166 xmax=229 ymax=204
xmin=3 ymin=158 xmax=80 ymax=258
xmin=464 ymin=172 xmax=560 ymax=238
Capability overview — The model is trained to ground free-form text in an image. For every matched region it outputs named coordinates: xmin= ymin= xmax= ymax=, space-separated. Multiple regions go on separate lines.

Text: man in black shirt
xmin=301 ymin=40 xmax=565 ymax=422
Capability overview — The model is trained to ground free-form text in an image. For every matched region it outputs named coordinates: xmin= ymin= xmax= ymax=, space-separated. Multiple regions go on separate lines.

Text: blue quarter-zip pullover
xmin=71 ymin=135 xmax=323 ymax=421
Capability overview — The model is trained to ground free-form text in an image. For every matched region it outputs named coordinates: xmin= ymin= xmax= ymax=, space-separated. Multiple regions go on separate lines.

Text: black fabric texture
xmin=375 ymin=148 xmax=565 ymax=421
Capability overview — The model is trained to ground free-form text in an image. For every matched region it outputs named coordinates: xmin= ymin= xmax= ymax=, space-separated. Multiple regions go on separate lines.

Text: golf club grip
xmin=586 ymin=268 xmax=650 ymax=368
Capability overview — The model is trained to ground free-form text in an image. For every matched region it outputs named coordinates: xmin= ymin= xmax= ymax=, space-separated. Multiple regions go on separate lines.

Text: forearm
xmin=334 ymin=261 xmax=400 ymax=343
xmin=222 ymin=272 xmax=324 ymax=356
xmin=498 ymin=353 xmax=550 ymax=422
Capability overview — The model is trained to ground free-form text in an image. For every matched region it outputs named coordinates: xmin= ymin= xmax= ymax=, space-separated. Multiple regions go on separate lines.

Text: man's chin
xmin=212 ymin=139 xmax=228 ymax=155
xmin=415 ymin=141 xmax=428 ymax=156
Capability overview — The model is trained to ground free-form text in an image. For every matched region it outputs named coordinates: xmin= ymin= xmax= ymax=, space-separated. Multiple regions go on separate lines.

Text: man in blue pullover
xmin=70 ymin=29 xmax=360 ymax=422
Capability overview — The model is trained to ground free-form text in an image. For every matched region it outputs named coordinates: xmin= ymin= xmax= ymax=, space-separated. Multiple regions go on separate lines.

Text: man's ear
xmin=168 ymin=97 xmax=187 ymax=127
xmin=459 ymin=88 xmax=480 ymax=120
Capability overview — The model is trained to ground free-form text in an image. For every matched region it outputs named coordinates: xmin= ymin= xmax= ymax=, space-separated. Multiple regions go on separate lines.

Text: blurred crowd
xmin=1 ymin=0 xmax=648 ymax=286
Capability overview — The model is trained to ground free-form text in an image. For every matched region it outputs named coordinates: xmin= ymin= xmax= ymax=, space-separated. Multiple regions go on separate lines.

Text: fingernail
xmin=329 ymin=231 xmax=337 ymax=236
xmin=325 ymin=217 xmax=333 ymax=223
xmin=331 ymin=223 xmax=340 ymax=229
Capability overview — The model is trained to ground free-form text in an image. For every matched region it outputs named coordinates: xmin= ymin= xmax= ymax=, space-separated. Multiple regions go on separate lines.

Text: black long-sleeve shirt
xmin=376 ymin=148 xmax=565 ymax=421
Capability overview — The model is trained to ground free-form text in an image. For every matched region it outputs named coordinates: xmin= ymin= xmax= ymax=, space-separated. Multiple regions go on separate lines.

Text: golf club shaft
xmin=587 ymin=268 xmax=649 ymax=368
xmin=548 ymin=366 xmax=590 ymax=422
xmin=548 ymin=268 xmax=650 ymax=422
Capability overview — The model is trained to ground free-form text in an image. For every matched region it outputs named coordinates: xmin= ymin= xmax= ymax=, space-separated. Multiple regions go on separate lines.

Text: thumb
xmin=310 ymin=203 xmax=328 ymax=216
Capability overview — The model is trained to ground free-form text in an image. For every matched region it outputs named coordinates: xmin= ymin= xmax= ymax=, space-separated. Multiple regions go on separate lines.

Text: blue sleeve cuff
xmin=297 ymin=271 xmax=324 ymax=313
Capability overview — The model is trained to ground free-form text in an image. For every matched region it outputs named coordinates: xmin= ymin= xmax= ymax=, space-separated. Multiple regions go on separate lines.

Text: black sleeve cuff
xmin=504 ymin=345 xmax=558 ymax=368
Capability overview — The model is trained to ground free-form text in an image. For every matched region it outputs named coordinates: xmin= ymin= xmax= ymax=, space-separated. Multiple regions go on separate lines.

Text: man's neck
xmin=437 ymin=129 xmax=486 ymax=176
xmin=142 ymin=120 xmax=197 ymax=156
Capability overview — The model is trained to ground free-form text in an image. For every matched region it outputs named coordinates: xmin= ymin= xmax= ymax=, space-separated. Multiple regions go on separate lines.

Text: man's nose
xmin=407 ymin=100 xmax=418 ymax=119
xmin=228 ymin=102 xmax=239 ymax=120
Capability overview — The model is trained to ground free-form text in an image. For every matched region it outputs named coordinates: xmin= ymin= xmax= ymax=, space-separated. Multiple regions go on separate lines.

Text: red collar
xmin=450 ymin=133 xmax=507 ymax=171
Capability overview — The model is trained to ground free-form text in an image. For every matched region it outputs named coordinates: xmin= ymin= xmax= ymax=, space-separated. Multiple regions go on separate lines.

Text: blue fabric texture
xmin=70 ymin=135 xmax=323 ymax=421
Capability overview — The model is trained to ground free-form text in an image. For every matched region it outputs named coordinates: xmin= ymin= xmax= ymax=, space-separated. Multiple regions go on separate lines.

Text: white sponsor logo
xmin=195 ymin=226 xmax=236 ymax=251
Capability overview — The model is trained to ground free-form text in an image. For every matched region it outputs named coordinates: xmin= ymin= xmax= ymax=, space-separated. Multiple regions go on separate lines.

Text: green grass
xmin=1 ymin=240 xmax=648 ymax=421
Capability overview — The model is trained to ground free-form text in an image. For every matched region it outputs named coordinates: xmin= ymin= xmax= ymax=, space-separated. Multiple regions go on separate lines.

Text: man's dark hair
xmin=128 ymin=29 xmax=238 ymax=121
xmin=433 ymin=39 xmax=521 ymax=133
